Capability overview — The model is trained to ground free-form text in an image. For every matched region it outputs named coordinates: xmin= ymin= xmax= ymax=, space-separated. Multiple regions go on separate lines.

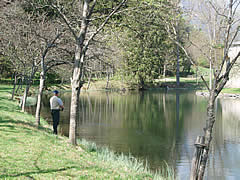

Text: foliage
xmin=197 ymin=57 xmax=209 ymax=68
xmin=116 ymin=0 xmax=190 ymax=89
xmin=0 ymin=56 xmax=12 ymax=78
xmin=221 ymin=88 xmax=240 ymax=94
xmin=21 ymin=0 xmax=65 ymax=19
xmin=35 ymin=71 xmax=61 ymax=85
xmin=94 ymin=0 xmax=125 ymax=23
xmin=2 ymin=0 xmax=193 ymax=90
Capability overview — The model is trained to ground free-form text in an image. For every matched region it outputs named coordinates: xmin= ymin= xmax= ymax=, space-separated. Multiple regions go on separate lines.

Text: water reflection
xmin=27 ymin=90 xmax=240 ymax=179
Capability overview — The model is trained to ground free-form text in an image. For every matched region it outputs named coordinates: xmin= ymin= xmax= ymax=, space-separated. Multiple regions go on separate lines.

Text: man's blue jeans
xmin=51 ymin=109 xmax=60 ymax=134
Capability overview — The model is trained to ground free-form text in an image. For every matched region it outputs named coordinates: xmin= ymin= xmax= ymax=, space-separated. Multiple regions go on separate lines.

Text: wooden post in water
xmin=190 ymin=136 xmax=206 ymax=180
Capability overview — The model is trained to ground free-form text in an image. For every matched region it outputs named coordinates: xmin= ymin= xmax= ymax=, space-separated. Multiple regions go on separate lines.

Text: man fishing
xmin=50 ymin=90 xmax=64 ymax=135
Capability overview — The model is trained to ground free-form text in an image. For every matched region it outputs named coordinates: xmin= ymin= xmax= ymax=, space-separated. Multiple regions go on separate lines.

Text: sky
xmin=180 ymin=0 xmax=240 ymax=41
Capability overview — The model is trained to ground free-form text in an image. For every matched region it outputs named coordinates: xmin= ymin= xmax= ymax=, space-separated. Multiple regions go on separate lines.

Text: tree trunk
xmin=176 ymin=42 xmax=180 ymax=87
xmin=61 ymin=77 xmax=64 ymax=85
xmin=69 ymin=74 xmax=81 ymax=145
xmin=190 ymin=91 xmax=216 ymax=180
xmin=106 ymin=69 xmax=110 ymax=89
xmin=20 ymin=76 xmax=23 ymax=90
xmin=209 ymin=48 xmax=213 ymax=89
xmin=190 ymin=136 xmax=206 ymax=180
xmin=35 ymin=73 xmax=45 ymax=126
xmin=87 ymin=70 xmax=92 ymax=90
xmin=16 ymin=77 xmax=21 ymax=94
xmin=139 ymin=75 xmax=145 ymax=90
xmin=198 ymin=93 xmax=215 ymax=179
xmin=69 ymin=42 xmax=85 ymax=145
xmin=195 ymin=67 xmax=198 ymax=85
xmin=11 ymin=72 xmax=17 ymax=100
xmin=163 ymin=63 xmax=167 ymax=78
xmin=21 ymin=67 xmax=37 ymax=112
xmin=69 ymin=0 xmax=89 ymax=145
xmin=21 ymin=82 xmax=30 ymax=112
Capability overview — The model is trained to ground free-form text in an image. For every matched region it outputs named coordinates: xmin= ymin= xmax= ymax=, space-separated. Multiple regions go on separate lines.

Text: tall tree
xmin=188 ymin=0 xmax=240 ymax=179
xmin=31 ymin=15 xmax=74 ymax=126
xmin=0 ymin=4 xmax=42 ymax=111
xmin=18 ymin=0 xmax=74 ymax=125
xmin=118 ymin=0 xmax=189 ymax=89
xmin=50 ymin=0 xmax=127 ymax=145
xmin=34 ymin=26 xmax=66 ymax=126
xmin=162 ymin=0 xmax=192 ymax=83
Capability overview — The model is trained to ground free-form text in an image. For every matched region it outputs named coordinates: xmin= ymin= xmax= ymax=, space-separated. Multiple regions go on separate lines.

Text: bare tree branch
xmin=51 ymin=4 xmax=78 ymax=40
xmin=208 ymin=1 xmax=228 ymax=18
xmin=83 ymin=0 xmax=127 ymax=54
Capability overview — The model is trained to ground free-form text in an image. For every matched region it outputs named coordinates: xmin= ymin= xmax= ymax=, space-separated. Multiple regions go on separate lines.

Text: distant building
xmin=226 ymin=41 xmax=240 ymax=88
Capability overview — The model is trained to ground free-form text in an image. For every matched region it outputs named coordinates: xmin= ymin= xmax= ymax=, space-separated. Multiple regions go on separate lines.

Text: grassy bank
xmin=221 ymin=88 xmax=240 ymax=94
xmin=0 ymin=85 xmax=174 ymax=179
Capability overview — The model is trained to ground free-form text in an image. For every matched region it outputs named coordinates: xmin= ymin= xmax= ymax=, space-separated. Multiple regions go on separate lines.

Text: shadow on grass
xmin=0 ymin=86 xmax=12 ymax=92
xmin=0 ymin=123 xmax=15 ymax=128
xmin=0 ymin=106 xmax=17 ymax=112
xmin=0 ymin=118 xmax=52 ymax=135
xmin=0 ymin=166 xmax=78 ymax=179
xmin=0 ymin=96 xmax=10 ymax=100
xmin=0 ymin=101 xmax=21 ymax=113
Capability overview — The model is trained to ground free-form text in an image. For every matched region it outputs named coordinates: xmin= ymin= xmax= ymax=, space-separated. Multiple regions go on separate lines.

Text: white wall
xmin=226 ymin=44 xmax=240 ymax=88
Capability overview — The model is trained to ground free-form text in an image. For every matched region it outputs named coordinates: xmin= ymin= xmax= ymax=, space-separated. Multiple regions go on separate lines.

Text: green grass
xmin=195 ymin=66 xmax=210 ymax=75
xmin=81 ymin=79 xmax=131 ymax=91
xmin=221 ymin=88 xmax=240 ymax=94
xmin=0 ymin=85 xmax=174 ymax=179
xmin=155 ymin=66 xmax=212 ymax=89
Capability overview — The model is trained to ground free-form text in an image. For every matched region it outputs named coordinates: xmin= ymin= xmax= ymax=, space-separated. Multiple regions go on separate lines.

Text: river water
xmin=27 ymin=89 xmax=240 ymax=179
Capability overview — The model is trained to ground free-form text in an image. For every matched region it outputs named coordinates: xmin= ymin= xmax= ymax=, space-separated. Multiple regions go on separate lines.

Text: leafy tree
xmin=117 ymin=0 xmax=189 ymax=89
xmin=0 ymin=56 xmax=12 ymax=78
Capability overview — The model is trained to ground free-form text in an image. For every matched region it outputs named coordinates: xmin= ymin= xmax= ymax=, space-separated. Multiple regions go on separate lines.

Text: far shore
xmin=196 ymin=91 xmax=240 ymax=99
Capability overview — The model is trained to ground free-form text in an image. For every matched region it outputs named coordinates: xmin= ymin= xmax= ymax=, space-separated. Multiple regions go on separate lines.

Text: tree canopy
xmin=0 ymin=0 xmax=192 ymax=90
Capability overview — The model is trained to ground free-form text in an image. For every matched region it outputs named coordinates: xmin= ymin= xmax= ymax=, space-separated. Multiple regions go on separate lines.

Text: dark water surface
xmin=27 ymin=89 xmax=240 ymax=179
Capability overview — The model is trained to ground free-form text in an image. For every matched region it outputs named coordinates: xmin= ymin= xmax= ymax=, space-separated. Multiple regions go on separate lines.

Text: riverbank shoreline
xmin=0 ymin=85 xmax=174 ymax=179
xmin=33 ymin=78 xmax=205 ymax=94
xmin=196 ymin=90 xmax=240 ymax=99
xmin=43 ymin=80 xmax=240 ymax=100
